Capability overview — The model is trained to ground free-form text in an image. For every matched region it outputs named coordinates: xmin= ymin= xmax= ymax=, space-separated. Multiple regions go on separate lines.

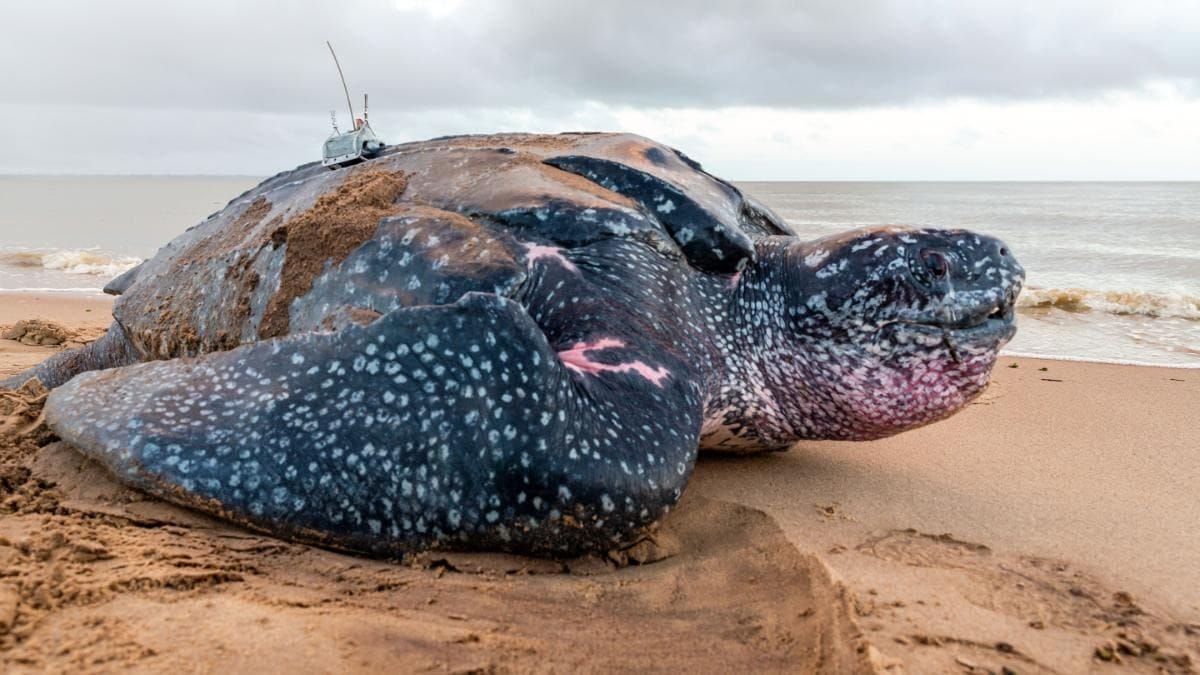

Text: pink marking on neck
xmin=727 ymin=270 xmax=743 ymax=288
xmin=523 ymin=243 xmax=578 ymax=272
xmin=557 ymin=338 xmax=671 ymax=387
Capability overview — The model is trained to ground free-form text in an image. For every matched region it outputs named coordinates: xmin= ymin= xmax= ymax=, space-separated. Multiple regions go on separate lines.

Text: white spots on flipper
xmin=74 ymin=278 xmax=703 ymax=552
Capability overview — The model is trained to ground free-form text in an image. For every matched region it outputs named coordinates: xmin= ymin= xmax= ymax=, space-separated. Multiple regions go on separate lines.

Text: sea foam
xmin=0 ymin=249 xmax=142 ymax=277
xmin=1018 ymin=287 xmax=1200 ymax=321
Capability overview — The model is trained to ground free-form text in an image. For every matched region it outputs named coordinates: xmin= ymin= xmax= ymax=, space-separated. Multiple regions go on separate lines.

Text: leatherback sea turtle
xmin=9 ymin=133 xmax=1024 ymax=556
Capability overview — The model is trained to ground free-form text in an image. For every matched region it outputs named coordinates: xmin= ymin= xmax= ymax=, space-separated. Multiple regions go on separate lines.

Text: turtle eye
xmin=920 ymin=249 xmax=949 ymax=279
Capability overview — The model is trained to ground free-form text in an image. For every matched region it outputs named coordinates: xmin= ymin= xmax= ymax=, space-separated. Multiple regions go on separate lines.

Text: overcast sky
xmin=1 ymin=0 xmax=1197 ymax=179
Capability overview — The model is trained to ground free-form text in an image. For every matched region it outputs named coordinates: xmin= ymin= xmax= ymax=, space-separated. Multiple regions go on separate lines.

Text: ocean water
xmin=0 ymin=176 xmax=259 ymax=291
xmin=1 ymin=176 xmax=1197 ymax=367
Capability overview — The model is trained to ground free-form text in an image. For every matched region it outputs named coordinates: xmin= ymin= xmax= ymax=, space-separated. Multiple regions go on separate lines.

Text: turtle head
xmin=736 ymin=227 xmax=1024 ymax=443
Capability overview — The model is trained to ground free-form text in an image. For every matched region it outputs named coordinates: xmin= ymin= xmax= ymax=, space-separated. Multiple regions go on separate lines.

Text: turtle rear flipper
xmin=44 ymin=293 xmax=702 ymax=556
xmin=545 ymin=155 xmax=756 ymax=274
xmin=1 ymin=321 xmax=140 ymax=390
xmin=543 ymin=134 xmax=798 ymax=273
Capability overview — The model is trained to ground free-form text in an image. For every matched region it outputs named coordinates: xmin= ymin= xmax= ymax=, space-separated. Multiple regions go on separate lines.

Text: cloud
xmin=1 ymin=1 xmax=1197 ymax=178
xmin=2 ymin=0 xmax=1197 ymax=115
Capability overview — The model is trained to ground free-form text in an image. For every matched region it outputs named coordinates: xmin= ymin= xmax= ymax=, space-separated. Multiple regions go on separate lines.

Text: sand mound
xmin=0 ymin=320 xmax=105 ymax=352
xmin=0 ymin=436 xmax=872 ymax=673
xmin=1 ymin=320 xmax=77 ymax=347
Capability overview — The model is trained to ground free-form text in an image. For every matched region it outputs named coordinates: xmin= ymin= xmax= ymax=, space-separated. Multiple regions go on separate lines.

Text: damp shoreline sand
xmin=1 ymin=291 xmax=1198 ymax=672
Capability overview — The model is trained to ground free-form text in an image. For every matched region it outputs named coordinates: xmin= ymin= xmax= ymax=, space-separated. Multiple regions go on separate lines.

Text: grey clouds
xmin=1 ymin=1 xmax=1197 ymax=178
xmin=3 ymin=0 xmax=1196 ymax=113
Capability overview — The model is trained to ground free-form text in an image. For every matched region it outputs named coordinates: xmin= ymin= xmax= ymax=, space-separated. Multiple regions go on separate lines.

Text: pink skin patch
xmin=523 ymin=243 xmax=578 ymax=272
xmin=557 ymin=338 xmax=671 ymax=387
xmin=726 ymin=270 xmax=743 ymax=289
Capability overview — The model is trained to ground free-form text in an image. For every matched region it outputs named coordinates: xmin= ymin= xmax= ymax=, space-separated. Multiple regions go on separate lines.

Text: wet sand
xmin=1 ymin=292 xmax=1197 ymax=673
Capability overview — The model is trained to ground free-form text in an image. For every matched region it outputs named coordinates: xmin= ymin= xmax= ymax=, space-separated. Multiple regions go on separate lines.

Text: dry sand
xmin=1 ymin=292 xmax=1197 ymax=674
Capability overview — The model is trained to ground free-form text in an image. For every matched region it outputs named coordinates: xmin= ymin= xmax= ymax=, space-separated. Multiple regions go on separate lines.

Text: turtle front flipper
xmin=43 ymin=293 xmax=703 ymax=557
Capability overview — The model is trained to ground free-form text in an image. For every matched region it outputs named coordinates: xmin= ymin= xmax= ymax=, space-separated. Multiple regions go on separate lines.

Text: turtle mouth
xmin=878 ymin=296 xmax=1017 ymax=363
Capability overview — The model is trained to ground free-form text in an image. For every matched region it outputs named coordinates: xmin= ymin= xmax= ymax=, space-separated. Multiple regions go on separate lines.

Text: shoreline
xmin=1000 ymin=350 xmax=1200 ymax=369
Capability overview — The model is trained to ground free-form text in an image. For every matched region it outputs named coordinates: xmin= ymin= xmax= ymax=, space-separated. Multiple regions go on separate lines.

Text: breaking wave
xmin=0 ymin=249 xmax=142 ymax=277
xmin=1018 ymin=287 xmax=1200 ymax=321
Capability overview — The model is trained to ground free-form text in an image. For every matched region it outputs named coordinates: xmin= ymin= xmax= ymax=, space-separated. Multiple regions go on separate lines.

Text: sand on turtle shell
xmin=258 ymin=169 xmax=409 ymax=338
xmin=124 ymin=196 xmax=275 ymax=357
xmin=120 ymin=169 xmax=409 ymax=357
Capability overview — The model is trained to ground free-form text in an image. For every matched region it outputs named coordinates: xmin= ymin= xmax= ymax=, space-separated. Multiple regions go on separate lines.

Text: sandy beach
xmin=1 ymin=292 xmax=1197 ymax=673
